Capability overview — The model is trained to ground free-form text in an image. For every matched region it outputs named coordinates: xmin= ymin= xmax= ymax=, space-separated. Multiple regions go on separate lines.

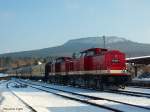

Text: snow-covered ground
xmin=0 ymin=73 xmax=8 ymax=77
xmin=19 ymin=79 xmax=150 ymax=112
xmin=1 ymin=78 xmax=150 ymax=112
xmin=133 ymin=73 xmax=150 ymax=81
xmin=0 ymin=81 xmax=31 ymax=112
xmin=0 ymin=80 xmax=111 ymax=112
xmin=133 ymin=77 xmax=150 ymax=81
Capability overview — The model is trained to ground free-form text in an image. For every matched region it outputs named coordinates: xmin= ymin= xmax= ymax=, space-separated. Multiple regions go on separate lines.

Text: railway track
xmin=27 ymin=79 xmax=150 ymax=99
xmin=0 ymin=80 xmax=8 ymax=85
xmin=106 ymin=89 xmax=150 ymax=99
xmin=72 ymin=85 xmax=150 ymax=99
xmin=17 ymin=80 xmax=150 ymax=112
xmin=6 ymin=81 xmax=37 ymax=112
xmin=15 ymin=81 xmax=122 ymax=112
xmin=71 ymin=85 xmax=150 ymax=99
xmin=21 ymin=79 xmax=150 ymax=99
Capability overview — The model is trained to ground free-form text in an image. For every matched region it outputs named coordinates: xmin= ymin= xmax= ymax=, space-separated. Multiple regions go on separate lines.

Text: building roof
xmin=126 ymin=55 xmax=150 ymax=64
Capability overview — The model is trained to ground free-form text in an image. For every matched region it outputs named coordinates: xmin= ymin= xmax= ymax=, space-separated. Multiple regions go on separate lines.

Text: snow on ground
xmin=0 ymin=81 xmax=31 ymax=112
xmin=133 ymin=73 xmax=150 ymax=81
xmin=6 ymin=80 xmax=111 ymax=112
xmin=132 ymin=78 xmax=150 ymax=82
xmin=133 ymin=78 xmax=150 ymax=81
xmin=0 ymin=73 xmax=8 ymax=77
xmin=23 ymin=82 xmax=150 ymax=112
xmin=23 ymin=79 xmax=150 ymax=109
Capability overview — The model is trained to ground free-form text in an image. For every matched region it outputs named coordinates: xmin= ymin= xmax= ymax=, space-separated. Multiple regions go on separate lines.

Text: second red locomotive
xmin=45 ymin=48 xmax=130 ymax=90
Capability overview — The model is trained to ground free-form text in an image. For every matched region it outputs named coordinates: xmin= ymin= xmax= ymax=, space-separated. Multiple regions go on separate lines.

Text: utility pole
xmin=103 ymin=35 xmax=106 ymax=48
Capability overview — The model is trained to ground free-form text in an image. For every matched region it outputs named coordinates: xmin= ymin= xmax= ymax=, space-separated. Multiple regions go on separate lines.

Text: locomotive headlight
xmin=122 ymin=70 xmax=127 ymax=73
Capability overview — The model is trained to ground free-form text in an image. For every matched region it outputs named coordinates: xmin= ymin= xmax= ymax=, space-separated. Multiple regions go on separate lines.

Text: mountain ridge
xmin=1 ymin=36 xmax=150 ymax=58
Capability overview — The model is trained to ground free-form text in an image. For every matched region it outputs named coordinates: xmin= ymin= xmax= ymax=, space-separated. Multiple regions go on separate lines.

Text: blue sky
xmin=0 ymin=0 xmax=150 ymax=54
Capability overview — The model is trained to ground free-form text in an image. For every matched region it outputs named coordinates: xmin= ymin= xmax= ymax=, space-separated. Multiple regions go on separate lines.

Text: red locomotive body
xmin=45 ymin=48 xmax=130 ymax=90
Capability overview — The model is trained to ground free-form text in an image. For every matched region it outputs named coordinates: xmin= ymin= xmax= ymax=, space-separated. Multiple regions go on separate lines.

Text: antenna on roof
xmin=103 ymin=35 xmax=106 ymax=49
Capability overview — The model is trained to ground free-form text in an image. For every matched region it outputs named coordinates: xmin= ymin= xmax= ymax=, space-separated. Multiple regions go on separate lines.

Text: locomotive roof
xmin=106 ymin=50 xmax=122 ymax=53
xmin=81 ymin=48 xmax=108 ymax=53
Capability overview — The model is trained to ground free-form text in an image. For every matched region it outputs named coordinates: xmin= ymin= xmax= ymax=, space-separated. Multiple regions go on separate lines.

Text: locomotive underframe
xmin=45 ymin=74 xmax=131 ymax=90
xmin=15 ymin=73 xmax=131 ymax=90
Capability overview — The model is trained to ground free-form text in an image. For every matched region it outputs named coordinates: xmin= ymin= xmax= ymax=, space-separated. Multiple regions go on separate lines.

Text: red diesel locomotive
xmin=45 ymin=48 xmax=130 ymax=90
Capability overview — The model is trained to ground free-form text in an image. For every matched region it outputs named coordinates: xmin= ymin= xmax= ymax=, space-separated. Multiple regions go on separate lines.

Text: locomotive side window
xmin=85 ymin=51 xmax=95 ymax=57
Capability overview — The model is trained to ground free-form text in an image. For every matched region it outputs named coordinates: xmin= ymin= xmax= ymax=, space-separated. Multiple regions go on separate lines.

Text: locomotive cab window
xmin=85 ymin=51 xmax=95 ymax=57
xmin=80 ymin=52 xmax=86 ymax=57
xmin=56 ymin=58 xmax=64 ymax=63
xmin=74 ymin=52 xmax=82 ymax=59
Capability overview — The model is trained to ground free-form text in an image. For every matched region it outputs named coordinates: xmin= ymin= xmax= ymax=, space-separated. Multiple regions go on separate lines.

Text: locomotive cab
xmin=81 ymin=48 xmax=108 ymax=71
xmin=55 ymin=57 xmax=72 ymax=75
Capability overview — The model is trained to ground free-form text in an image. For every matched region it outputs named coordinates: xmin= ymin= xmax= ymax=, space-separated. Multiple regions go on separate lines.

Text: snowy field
xmin=0 ymin=80 xmax=111 ymax=112
xmin=0 ymin=81 xmax=31 ymax=112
